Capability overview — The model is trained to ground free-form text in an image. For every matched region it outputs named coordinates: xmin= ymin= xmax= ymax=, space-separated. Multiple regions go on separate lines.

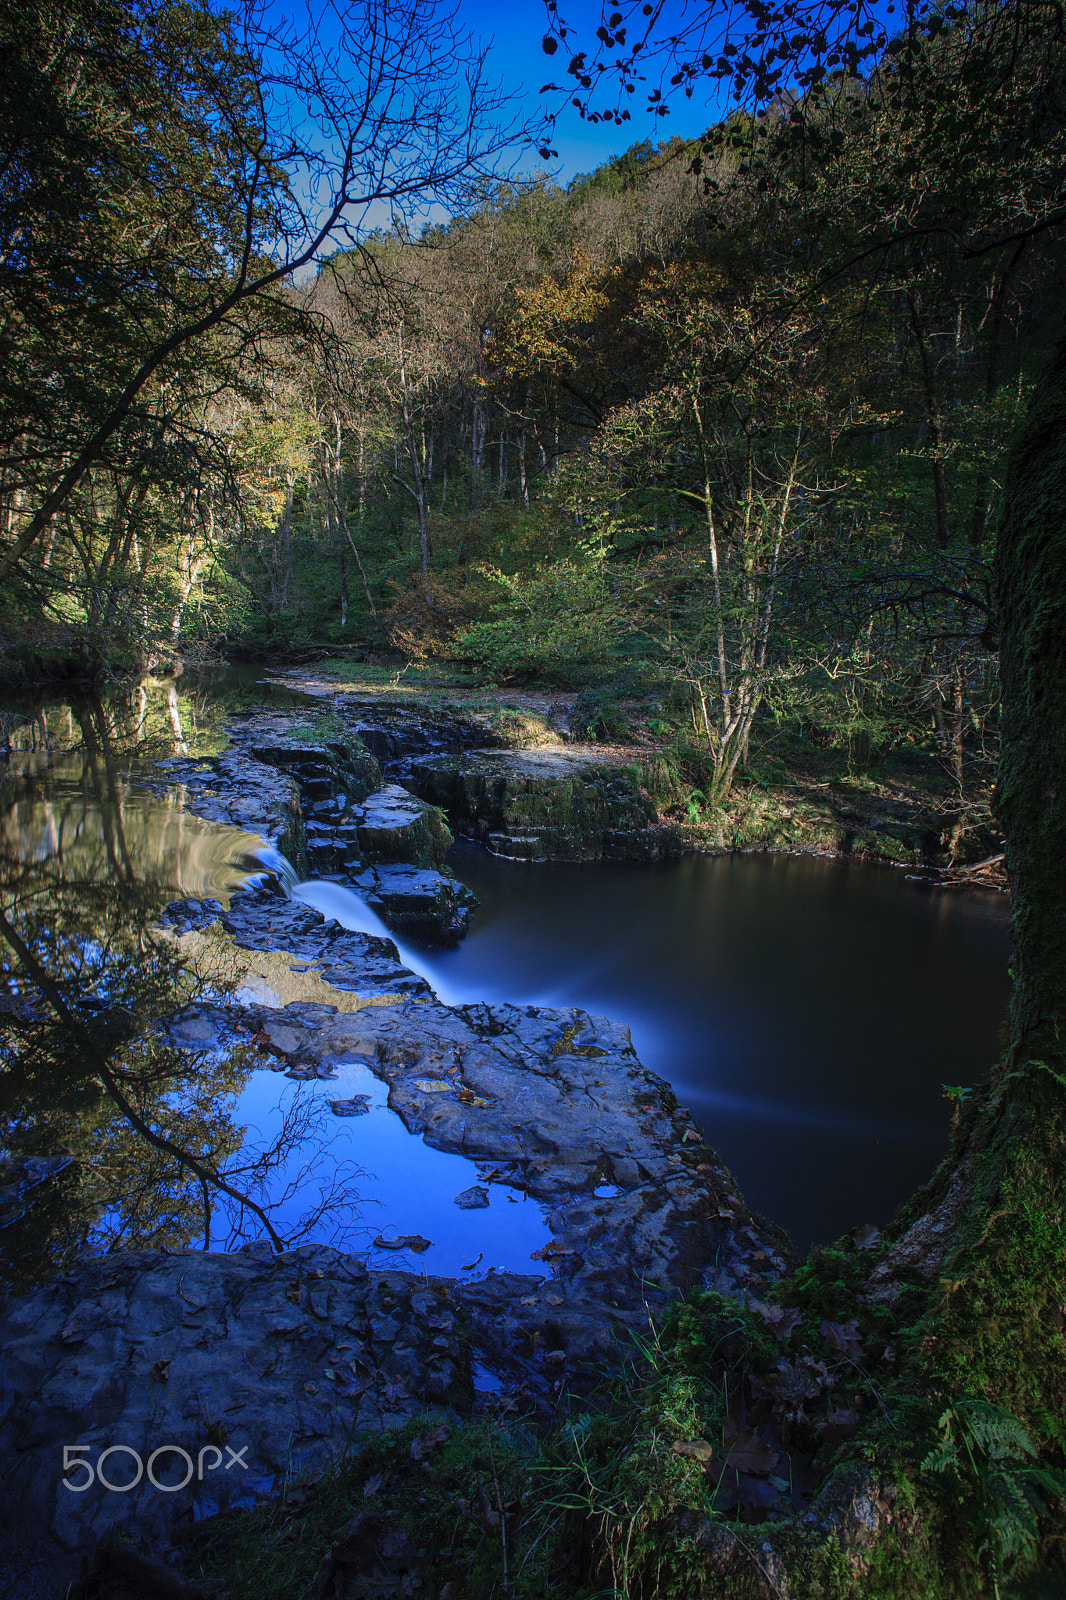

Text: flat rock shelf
xmin=0 ymin=701 xmax=788 ymax=1596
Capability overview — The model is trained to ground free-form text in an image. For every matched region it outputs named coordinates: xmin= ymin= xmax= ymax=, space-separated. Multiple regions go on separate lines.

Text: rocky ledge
xmin=400 ymin=746 xmax=682 ymax=862
xmin=0 ymin=695 xmax=791 ymax=1596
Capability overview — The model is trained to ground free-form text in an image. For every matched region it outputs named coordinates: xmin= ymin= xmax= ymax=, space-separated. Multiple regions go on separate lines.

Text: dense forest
xmin=5 ymin=0 xmax=1066 ymax=1594
xmin=6 ymin=0 xmax=1064 ymax=845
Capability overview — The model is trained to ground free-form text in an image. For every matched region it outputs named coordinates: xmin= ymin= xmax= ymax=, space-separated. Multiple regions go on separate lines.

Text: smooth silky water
xmin=297 ymin=844 xmax=1011 ymax=1252
xmin=0 ymin=673 xmax=1011 ymax=1277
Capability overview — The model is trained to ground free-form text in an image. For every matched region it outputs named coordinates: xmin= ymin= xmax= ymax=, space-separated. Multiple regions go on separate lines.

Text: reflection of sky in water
xmin=299 ymin=846 xmax=1011 ymax=1252
xmin=235 ymin=1054 xmax=551 ymax=1277
xmin=0 ymin=678 xmax=1013 ymax=1262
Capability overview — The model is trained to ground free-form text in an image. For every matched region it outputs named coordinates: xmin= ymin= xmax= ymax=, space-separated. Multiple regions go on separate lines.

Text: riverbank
xmin=0 ymin=688 xmax=796 ymax=1596
xmin=0 ymin=670 xmax=1025 ymax=1599
xmin=270 ymin=661 xmax=1007 ymax=889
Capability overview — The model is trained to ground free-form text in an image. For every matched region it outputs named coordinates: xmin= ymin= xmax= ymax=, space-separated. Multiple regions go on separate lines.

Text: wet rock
xmin=176 ymin=746 xmax=304 ymax=869
xmin=351 ymin=783 xmax=452 ymax=869
xmin=374 ymin=1235 xmax=432 ymax=1253
xmin=247 ymin=735 xmax=381 ymax=807
xmin=0 ymin=1246 xmax=468 ymax=1598
xmin=329 ymin=1095 xmax=371 ymax=1117
xmin=454 ymin=1185 xmax=490 ymax=1209
xmin=244 ymin=994 xmax=790 ymax=1315
xmin=206 ymin=888 xmax=434 ymax=997
xmin=402 ymin=748 xmax=681 ymax=862
xmin=349 ymin=863 xmax=477 ymax=946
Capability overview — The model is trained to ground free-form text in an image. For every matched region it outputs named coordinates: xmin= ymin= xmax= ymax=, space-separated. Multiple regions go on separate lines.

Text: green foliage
xmin=455 ymin=561 xmax=625 ymax=682
xmin=923 ymin=1398 xmax=1066 ymax=1580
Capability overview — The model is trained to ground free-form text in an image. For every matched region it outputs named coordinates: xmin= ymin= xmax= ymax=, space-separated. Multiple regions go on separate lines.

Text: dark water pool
xmin=408 ymin=845 xmax=1011 ymax=1252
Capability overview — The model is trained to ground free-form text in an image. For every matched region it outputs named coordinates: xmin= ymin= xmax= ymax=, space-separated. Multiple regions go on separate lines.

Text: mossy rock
xmin=404 ymin=749 xmax=673 ymax=862
xmin=351 ymin=783 xmax=453 ymax=869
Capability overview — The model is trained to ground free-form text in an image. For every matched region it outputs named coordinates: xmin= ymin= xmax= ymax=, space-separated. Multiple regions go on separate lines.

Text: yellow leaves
xmin=493 ymin=250 xmax=618 ymax=380
xmin=231 ymin=409 xmax=317 ymax=519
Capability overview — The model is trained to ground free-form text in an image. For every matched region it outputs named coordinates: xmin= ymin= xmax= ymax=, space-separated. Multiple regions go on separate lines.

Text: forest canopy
xmin=3 ymin=0 xmax=1060 ymax=845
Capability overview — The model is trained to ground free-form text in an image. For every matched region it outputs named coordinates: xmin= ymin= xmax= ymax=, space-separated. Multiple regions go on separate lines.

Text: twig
xmin=485 ymin=1421 xmax=510 ymax=1591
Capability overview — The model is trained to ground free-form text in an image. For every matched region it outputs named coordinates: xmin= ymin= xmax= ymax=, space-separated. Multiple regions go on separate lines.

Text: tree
xmin=0 ymin=0 xmax=517 ymax=611
xmin=532 ymin=0 xmax=1066 ymax=1586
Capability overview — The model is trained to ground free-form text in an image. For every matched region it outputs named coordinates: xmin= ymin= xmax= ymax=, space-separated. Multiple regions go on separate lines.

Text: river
xmin=0 ymin=671 xmax=1011 ymax=1277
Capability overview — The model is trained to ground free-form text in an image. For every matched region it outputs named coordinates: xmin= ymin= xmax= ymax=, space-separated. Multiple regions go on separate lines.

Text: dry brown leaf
xmin=410 ymin=1424 xmax=448 ymax=1460
xmin=750 ymin=1301 xmax=804 ymax=1341
xmin=822 ymin=1318 xmax=863 ymax=1360
xmin=722 ymin=1428 xmax=778 ymax=1476
xmin=672 ymin=1439 xmax=715 ymax=1463
xmin=530 ymin=1240 xmax=577 ymax=1260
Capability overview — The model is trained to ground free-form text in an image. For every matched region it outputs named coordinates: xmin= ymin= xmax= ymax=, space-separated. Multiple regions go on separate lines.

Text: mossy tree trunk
xmin=994 ymin=330 xmax=1066 ymax=1076
xmin=904 ymin=327 xmax=1066 ymax=1578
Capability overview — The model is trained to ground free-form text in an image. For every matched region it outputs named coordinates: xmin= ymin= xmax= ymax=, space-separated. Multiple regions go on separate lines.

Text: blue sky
xmin=458 ymin=0 xmax=720 ymax=183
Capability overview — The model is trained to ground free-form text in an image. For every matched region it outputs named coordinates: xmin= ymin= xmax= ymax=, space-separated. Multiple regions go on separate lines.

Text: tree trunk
xmin=994 ymin=327 xmax=1066 ymax=1069
xmin=907 ymin=290 xmax=952 ymax=548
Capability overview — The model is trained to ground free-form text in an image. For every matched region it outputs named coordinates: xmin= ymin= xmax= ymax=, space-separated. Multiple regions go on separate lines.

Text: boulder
xmin=351 ymin=783 xmax=452 ymax=869
xmin=348 ymin=863 xmax=477 ymax=946
xmin=403 ymin=748 xmax=680 ymax=862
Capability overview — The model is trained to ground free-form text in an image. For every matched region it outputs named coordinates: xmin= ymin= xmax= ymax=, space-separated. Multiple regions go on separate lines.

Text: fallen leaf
xmin=850 ymin=1222 xmax=881 ymax=1250
xmin=752 ymin=1355 xmax=829 ymax=1418
xmin=723 ymin=1429 xmax=778 ymax=1476
xmin=461 ymin=1252 xmax=484 ymax=1271
xmin=410 ymin=1424 xmax=448 ymax=1460
xmin=362 ymin=1473 xmax=384 ymax=1499
xmin=750 ymin=1301 xmax=804 ymax=1341
xmin=828 ymin=1406 xmax=861 ymax=1437
xmin=821 ymin=1318 xmax=863 ymax=1361
xmin=672 ymin=1439 xmax=715 ymax=1463
xmin=530 ymin=1241 xmax=577 ymax=1260
xmin=413 ymin=1078 xmax=452 ymax=1094
xmin=682 ymin=1130 xmax=702 ymax=1143
xmin=543 ymin=1349 xmax=567 ymax=1365
xmin=455 ymin=1088 xmax=493 ymax=1107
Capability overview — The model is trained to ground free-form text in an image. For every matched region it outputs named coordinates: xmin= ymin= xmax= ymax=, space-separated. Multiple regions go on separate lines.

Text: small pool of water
xmin=235 ymin=1053 xmax=551 ymax=1276
xmin=307 ymin=845 xmax=1011 ymax=1253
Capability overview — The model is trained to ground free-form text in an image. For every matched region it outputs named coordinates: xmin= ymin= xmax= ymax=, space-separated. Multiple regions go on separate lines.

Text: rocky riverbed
xmin=0 ymin=691 xmax=792 ymax=1597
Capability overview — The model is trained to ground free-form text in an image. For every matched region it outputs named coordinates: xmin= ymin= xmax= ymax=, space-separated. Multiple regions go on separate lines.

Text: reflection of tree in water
xmin=0 ymin=676 xmax=218 ymax=767
xmin=0 ymin=686 xmax=362 ymax=1294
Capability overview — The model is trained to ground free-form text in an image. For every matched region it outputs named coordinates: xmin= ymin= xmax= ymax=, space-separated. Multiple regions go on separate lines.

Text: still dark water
xmin=410 ymin=844 xmax=1011 ymax=1252
xmin=0 ymin=669 xmax=1012 ymax=1264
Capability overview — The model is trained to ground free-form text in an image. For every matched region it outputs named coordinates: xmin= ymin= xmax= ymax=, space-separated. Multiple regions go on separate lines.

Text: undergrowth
xmin=175 ymin=1243 xmax=1066 ymax=1600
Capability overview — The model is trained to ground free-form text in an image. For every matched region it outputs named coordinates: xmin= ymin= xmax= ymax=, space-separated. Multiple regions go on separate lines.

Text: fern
xmin=923 ymin=1398 xmax=1066 ymax=1580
